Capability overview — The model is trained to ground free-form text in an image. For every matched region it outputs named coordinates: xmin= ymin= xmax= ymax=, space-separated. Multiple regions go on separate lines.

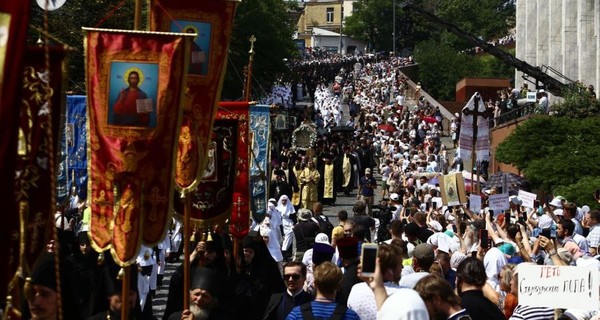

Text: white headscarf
xmin=277 ymin=195 xmax=295 ymax=221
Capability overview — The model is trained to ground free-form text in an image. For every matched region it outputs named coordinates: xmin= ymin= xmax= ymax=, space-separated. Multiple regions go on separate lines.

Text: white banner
xmin=489 ymin=193 xmax=510 ymax=213
xmin=518 ymin=265 xmax=599 ymax=309
xmin=518 ymin=190 xmax=537 ymax=209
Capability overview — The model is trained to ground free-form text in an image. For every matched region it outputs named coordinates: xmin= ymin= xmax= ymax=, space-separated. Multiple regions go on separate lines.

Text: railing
xmin=492 ymin=103 xmax=537 ymax=127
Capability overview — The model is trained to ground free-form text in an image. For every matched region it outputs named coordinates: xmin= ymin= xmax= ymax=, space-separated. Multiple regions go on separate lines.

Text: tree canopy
xmin=345 ymin=0 xmax=516 ymax=100
xmin=494 ymin=116 xmax=600 ymax=208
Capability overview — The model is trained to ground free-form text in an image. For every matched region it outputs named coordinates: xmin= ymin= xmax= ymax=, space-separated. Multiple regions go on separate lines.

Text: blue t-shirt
xmin=286 ymin=301 xmax=360 ymax=320
xmin=360 ymin=176 xmax=377 ymax=196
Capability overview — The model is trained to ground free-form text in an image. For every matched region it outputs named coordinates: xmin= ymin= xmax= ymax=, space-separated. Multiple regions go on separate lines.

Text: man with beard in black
xmin=168 ymin=268 xmax=231 ymax=320
xmin=163 ymin=232 xmax=228 ymax=319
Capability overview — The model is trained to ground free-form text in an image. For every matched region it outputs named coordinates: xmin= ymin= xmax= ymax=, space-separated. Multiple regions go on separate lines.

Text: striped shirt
xmin=509 ymin=305 xmax=554 ymax=320
xmin=286 ymin=301 xmax=360 ymax=320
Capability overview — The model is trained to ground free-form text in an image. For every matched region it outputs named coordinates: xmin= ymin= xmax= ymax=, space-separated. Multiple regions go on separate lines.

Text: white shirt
xmin=348 ymin=282 xmax=403 ymax=320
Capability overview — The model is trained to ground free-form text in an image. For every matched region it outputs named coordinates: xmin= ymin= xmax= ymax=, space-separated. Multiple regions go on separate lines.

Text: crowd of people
xmin=18 ymin=51 xmax=600 ymax=320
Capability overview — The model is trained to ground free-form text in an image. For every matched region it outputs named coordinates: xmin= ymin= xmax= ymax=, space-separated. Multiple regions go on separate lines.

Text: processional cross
xmin=461 ymin=94 xmax=494 ymax=193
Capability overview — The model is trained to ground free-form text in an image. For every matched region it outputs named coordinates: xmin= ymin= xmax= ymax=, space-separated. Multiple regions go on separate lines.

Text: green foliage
xmin=220 ymin=0 xmax=298 ymax=100
xmin=29 ymin=0 xmax=138 ymax=94
xmin=554 ymin=177 xmax=600 ymax=210
xmin=414 ymin=40 xmax=477 ymax=100
xmin=495 ymin=116 xmax=600 ymax=194
xmin=414 ymin=41 xmax=514 ymax=100
xmin=551 ymin=88 xmax=600 ymax=119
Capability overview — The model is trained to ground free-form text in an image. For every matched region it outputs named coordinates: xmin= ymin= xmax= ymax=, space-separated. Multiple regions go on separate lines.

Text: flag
xmin=10 ymin=46 xmax=66 ymax=299
xmin=150 ymin=0 xmax=239 ymax=193
xmin=85 ymin=28 xmax=190 ymax=266
xmin=249 ymin=105 xmax=271 ymax=223
xmin=0 ymin=1 xmax=30 ymax=300
xmin=459 ymin=93 xmax=491 ymax=163
xmin=57 ymin=95 xmax=88 ymax=204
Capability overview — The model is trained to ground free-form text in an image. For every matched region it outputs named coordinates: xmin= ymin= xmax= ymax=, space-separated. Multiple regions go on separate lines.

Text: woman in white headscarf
xmin=260 ymin=217 xmax=284 ymax=274
xmin=267 ymin=198 xmax=283 ymax=245
xmin=277 ymin=194 xmax=296 ymax=258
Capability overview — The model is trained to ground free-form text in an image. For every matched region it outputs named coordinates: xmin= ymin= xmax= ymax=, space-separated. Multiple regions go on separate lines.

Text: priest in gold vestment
xmin=318 ymin=152 xmax=338 ymax=205
xmin=298 ymin=160 xmax=320 ymax=210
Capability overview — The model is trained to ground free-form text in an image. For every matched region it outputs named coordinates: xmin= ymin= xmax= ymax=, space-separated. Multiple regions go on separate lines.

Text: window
xmin=326 ymin=7 xmax=334 ymax=23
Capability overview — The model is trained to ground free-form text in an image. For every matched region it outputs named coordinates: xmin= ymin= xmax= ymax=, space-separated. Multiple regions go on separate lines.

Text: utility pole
xmin=392 ymin=0 xmax=396 ymax=56
xmin=339 ymin=0 xmax=343 ymax=54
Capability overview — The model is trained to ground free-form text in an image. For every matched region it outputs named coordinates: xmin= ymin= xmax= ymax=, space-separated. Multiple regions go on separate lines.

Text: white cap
xmin=549 ymin=197 xmax=563 ymax=208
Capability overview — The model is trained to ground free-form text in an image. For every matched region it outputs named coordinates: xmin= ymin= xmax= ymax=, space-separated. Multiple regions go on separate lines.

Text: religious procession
xmin=3 ymin=1 xmax=600 ymax=320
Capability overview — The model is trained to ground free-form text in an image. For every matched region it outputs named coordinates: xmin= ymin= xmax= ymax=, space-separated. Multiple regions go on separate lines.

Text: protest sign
xmin=518 ymin=190 xmax=537 ymax=209
xmin=518 ymin=264 xmax=599 ymax=309
xmin=469 ymin=194 xmax=481 ymax=213
xmin=489 ymin=193 xmax=509 ymax=213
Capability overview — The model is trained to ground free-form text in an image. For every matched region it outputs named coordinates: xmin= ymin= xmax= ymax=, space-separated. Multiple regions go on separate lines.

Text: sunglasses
xmin=284 ymin=273 xmax=302 ymax=281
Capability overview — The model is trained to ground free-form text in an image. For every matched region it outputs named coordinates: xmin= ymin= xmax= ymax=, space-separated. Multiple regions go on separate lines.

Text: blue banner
xmin=57 ymin=95 xmax=88 ymax=203
xmin=249 ymin=105 xmax=270 ymax=223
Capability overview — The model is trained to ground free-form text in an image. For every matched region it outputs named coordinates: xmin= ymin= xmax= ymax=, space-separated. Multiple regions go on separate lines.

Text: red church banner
xmin=8 ymin=46 xmax=66 ymax=304
xmin=0 ymin=1 xmax=31 ymax=300
xmin=173 ymin=102 xmax=250 ymax=236
xmin=218 ymin=102 xmax=250 ymax=239
xmin=85 ymin=28 xmax=191 ymax=266
xmin=150 ymin=0 xmax=239 ymax=194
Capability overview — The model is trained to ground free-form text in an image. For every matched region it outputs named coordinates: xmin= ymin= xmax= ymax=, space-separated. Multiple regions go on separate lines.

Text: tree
xmin=28 ymin=0 xmax=138 ymax=94
xmin=495 ymin=116 xmax=600 ymax=195
xmin=220 ymin=0 xmax=298 ymax=100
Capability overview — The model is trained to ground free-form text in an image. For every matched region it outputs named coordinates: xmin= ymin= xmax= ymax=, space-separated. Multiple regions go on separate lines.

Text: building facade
xmin=515 ymin=0 xmax=600 ymax=95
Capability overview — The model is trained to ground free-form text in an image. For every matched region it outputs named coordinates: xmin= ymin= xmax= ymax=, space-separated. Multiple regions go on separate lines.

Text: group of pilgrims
xmin=17 ymin=51 xmax=600 ymax=320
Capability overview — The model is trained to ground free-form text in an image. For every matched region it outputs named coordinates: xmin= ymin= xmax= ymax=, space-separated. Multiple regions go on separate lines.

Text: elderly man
xmin=168 ymin=267 xmax=230 ymax=320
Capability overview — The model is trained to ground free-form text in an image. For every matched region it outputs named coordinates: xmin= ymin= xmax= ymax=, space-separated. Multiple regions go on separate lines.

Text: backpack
xmin=300 ymin=302 xmax=347 ymax=320
xmin=316 ymin=215 xmax=334 ymax=238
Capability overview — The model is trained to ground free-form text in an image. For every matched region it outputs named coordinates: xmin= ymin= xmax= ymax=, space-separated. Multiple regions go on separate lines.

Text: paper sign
xmin=469 ymin=194 xmax=481 ymax=213
xmin=489 ymin=193 xmax=509 ymax=213
xmin=518 ymin=265 xmax=599 ymax=309
xmin=518 ymin=190 xmax=537 ymax=209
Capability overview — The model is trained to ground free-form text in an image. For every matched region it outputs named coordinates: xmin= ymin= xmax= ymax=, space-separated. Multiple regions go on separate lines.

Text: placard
xmin=469 ymin=194 xmax=481 ymax=213
xmin=518 ymin=265 xmax=599 ymax=309
xmin=489 ymin=193 xmax=509 ymax=213
xmin=518 ymin=190 xmax=537 ymax=209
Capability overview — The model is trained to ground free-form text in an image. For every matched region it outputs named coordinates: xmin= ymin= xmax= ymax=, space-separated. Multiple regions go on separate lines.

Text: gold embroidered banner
xmin=150 ymin=0 xmax=239 ymax=193
xmin=0 ymin=1 xmax=31 ymax=300
xmin=85 ymin=28 xmax=190 ymax=266
xmin=7 ymin=46 xmax=66 ymax=311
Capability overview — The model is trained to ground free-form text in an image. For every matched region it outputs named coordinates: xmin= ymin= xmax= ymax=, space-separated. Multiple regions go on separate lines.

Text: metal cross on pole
xmin=461 ymin=94 xmax=493 ymax=194
xmin=244 ymin=35 xmax=257 ymax=101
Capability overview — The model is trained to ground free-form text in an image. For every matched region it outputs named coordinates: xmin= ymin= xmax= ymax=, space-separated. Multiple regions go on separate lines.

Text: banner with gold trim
xmin=249 ymin=105 xmax=271 ymax=223
xmin=85 ymin=28 xmax=191 ymax=266
xmin=219 ymin=102 xmax=250 ymax=239
xmin=7 ymin=46 xmax=66 ymax=309
xmin=0 ymin=1 xmax=31 ymax=300
xmin=149 ymin=0 xmax=239 ymax=194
